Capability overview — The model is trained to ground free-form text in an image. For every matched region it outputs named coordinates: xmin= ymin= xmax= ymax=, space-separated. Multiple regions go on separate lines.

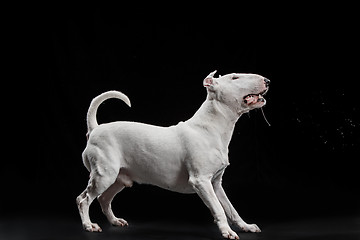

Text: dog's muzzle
xmin=243 ymin=78 xmax=270 ymax=105
xmin=264 ymin=78 xmax=270 ymax=87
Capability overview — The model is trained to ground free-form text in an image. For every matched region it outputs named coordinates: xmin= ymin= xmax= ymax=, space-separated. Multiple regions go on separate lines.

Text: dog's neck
xmin=186 ymin=97 xmax=242 ymax=148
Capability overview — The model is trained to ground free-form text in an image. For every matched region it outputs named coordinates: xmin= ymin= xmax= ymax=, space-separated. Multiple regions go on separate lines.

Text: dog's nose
xmin=264 ymin=78 xmax=270 ymax=86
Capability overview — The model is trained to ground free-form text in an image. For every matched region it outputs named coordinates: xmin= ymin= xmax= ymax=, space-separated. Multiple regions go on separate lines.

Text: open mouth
xmin=243 ymin=89 xmax=268 ymax=105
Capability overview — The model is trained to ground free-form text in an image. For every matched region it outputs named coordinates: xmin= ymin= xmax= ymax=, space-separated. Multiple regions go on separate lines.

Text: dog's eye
xmin=232 ymin=75 xmax=239 ymax=80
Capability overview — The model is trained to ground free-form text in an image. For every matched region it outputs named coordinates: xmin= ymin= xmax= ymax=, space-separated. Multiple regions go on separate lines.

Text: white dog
xmin=76 ymin=70 xmax=270 ymax=239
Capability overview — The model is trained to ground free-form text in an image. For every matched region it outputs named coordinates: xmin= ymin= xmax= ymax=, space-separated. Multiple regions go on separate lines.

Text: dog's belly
xmin=102 ymin=121 xmax=195 ymax=194
xmin=125 ymin=161 xmax=194 ymax=194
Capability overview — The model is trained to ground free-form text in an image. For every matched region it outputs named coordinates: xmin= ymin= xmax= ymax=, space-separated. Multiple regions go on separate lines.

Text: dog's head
xmin=203 ymin=70 xmax=270 ymax=114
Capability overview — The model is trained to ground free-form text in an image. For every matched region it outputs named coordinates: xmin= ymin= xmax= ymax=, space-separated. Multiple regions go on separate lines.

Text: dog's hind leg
xmin=76 ymin=168 xmax=118 ymax=232
xmin=97 ymin=176 xmax=129 ymax=227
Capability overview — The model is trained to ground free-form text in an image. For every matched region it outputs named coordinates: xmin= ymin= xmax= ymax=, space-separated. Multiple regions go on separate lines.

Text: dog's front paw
xmin=239 ymin=223 xmax=261 ymax=233
xmin=221 ymin=228 xmax=239 ymax=239
xmin=83 ymin=222 xmax=102 ymax=232
xmin=110 ymin=217 xmax=128 ymax=227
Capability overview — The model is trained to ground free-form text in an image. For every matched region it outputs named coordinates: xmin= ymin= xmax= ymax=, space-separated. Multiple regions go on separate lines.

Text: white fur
xmin=76 ymin=71 xmax=269 ymax=239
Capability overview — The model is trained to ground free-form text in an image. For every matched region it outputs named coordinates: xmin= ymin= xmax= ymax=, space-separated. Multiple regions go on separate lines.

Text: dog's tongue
xmin=245 ymin=95 xmax=259 ymax=105
xmin=245 ymin=94 xmax=265 ymax=105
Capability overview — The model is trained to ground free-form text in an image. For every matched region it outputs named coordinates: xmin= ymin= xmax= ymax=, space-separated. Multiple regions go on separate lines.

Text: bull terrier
xmin=76 ymin=70 xmax=270 ymax=239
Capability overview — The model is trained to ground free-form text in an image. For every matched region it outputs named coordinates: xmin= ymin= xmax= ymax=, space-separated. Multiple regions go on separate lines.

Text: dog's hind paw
xmin=110 ymin=217 xmax=128 ymax=227
xmin=83 ymin=222 xmax=102 ymax=232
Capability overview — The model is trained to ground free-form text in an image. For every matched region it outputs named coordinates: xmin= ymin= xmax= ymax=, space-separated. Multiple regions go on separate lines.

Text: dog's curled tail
xmin=86 ymin=90 xmax=131 ymax=136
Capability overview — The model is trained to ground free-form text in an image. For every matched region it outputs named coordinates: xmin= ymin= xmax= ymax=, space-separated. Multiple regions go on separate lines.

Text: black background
xmin=3 ymin=5 xmax=359 ymax=236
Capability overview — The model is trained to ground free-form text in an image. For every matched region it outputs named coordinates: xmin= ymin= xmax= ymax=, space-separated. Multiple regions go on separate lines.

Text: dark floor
xmin=1 ymin=215 xmax=359 ymax=240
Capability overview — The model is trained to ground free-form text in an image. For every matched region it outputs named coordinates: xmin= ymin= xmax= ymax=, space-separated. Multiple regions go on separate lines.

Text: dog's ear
xmin=203 ymin=70 xmax=217 ymax=88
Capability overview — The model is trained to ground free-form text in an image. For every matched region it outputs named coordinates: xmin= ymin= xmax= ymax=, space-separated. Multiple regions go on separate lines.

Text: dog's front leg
xmin=189 ymin=176 xmax=239 ymax=239
xmin=212 ymin=173 xmax=261 ymax=233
